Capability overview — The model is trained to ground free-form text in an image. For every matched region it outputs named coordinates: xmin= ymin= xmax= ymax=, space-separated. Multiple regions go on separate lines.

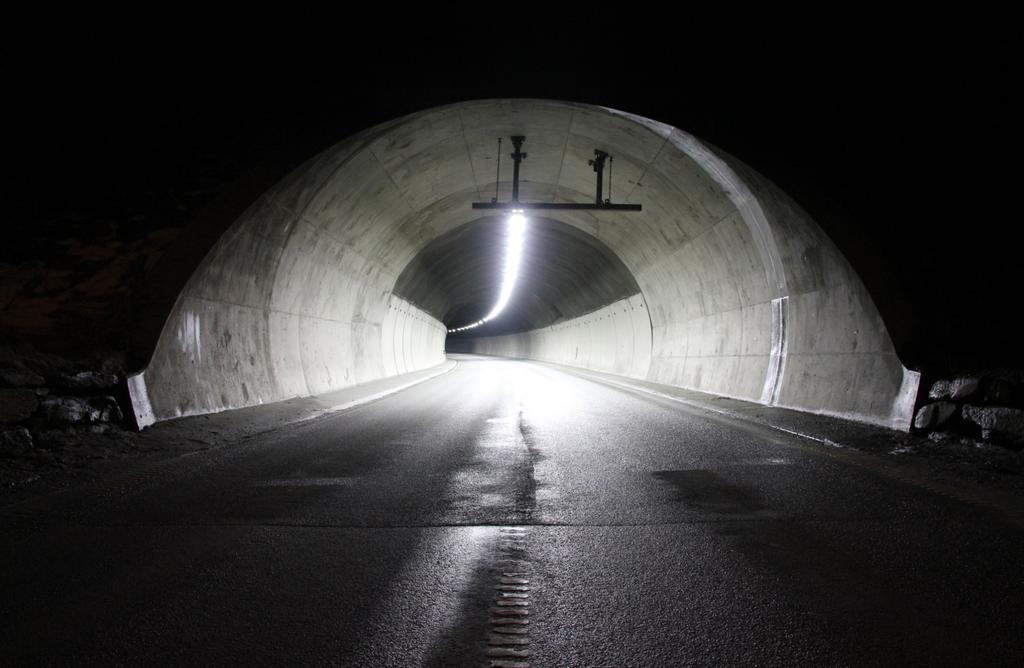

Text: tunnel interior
xmin=393 ymin=216 xmax=641 ymax=338
xmin=127 ymin=99 xmax=919 ymax=431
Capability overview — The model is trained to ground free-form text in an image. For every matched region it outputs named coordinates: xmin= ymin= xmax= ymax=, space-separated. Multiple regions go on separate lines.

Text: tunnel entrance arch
xmin=127 ymin=99 xmax=918 ymax=430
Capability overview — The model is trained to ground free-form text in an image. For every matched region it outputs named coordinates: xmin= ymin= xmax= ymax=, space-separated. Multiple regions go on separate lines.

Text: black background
xmin=2 ymin=5 xmax=1018 ymax=371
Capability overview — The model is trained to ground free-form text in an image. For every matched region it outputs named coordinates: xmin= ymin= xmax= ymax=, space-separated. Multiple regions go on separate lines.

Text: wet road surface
xmin=2 ymin=356 xmax=1023 ymax=666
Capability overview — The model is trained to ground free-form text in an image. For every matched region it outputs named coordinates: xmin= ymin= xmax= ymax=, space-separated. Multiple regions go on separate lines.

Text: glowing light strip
xmin=448 ymin=212 xmax=527 ymax=333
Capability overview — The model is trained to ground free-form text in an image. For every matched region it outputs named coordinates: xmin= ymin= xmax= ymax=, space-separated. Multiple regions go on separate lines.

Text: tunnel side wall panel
xmin=636 ymin=207 xmax=774 ymax=403
xmin=456 ymin=294 xmax=652 ymax=379
xmin=616 ymin=121 xmax=918 ymax=429
xmin=724 ymin=157 xmax=919 ymax=428
xmin=132 ymin=183 xmax=447 ymax=424
xmin=385 ymin=296 xmax=447 ymax=377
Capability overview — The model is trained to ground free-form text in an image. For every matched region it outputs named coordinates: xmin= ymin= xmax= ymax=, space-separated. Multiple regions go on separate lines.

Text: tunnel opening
xmin=126 ymin=99 xmax=919 ymax=431
xmin=392 ymin=215 xmax=641 ymax=341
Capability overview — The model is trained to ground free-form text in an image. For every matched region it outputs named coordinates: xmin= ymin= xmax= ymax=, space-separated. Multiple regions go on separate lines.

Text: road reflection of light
xmin=346 ymin=525 xmax=495 ymax=665
xmin=514 ymin=363 xmax=587 ymax=423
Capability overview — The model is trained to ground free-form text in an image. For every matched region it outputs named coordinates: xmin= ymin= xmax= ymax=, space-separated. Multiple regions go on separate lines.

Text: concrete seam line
xmin=288 ymin=361 xmax=458 ymax=425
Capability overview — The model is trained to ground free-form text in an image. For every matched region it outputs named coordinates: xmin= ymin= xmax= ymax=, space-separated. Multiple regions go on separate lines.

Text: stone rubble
xmin=39 ymin=396 xmax=123 ymax=425
xmin=914 ymin=370 xmax=1024 ymax=449
xmin=913 ymin=401 xmax=957 ymax=430
xmin=0 ymin=344 xmax=129 ymax=461
xmin=950 ymin=377 xmax=981 ymax=401
xmin=962 ymin=405 xmax=1024 ymax=445
xmin=928 ymin=380 xmax=953 ymax=400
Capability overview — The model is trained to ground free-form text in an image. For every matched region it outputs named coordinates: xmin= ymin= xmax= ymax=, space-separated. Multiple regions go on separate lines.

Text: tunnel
xmin=126 ymin=99 xmax=919 ymax=430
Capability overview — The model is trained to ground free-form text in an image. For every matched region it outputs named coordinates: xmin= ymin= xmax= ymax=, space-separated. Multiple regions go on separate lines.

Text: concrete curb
xmin=549 ymin=363 xmax=849 ymax=448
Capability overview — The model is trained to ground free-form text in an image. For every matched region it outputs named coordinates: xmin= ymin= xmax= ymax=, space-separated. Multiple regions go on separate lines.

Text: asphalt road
xmin=2 ymin=356 xmax=1023 ymax=666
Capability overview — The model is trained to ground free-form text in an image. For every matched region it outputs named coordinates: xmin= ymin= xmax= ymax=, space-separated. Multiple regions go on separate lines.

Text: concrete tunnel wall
xmin=455 ymin=294 xmax=654 ymax=380
xmin=128 ymin=99 xmax=919 ymax=430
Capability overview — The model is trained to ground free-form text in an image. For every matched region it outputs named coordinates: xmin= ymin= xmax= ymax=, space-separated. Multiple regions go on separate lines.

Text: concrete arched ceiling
xmin=393 ymin=216 xmax=641 ymax=337
xmin=128 ymin=99 xmax=919 ymax=430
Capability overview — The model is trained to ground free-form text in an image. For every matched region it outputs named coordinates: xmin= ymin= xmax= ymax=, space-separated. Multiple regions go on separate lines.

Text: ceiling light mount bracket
xmin=473 ymin=135 xmax=642 ymax=213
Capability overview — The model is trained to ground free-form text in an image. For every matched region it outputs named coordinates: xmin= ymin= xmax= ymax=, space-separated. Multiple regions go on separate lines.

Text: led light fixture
xmin=448 ymin=212 xmax=527 ymax=333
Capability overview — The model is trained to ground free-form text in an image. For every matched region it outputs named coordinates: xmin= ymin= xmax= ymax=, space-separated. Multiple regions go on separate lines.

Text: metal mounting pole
xmin=492 ymin=138 xmax=501 ymax=203
xmin=472 ymin=136 xmax=640 ymax=212
xmin=510 ymin=136 xmax=527 ymax=203
xmin=607 ymin=155 xmax=613 ymax=204
xmin=589 ymin=150 xmax=609 ymax=205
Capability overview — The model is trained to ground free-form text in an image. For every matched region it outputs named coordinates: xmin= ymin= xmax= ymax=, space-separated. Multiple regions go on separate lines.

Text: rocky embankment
xmin=913 ymin=372 xmax=1024 ymax=449
xmin=0 ymin=344 xmax=139 ymax=491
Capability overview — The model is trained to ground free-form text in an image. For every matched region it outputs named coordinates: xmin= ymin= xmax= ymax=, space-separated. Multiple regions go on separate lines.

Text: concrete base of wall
xmin=129 ymin=295 xmax=444 ymax=428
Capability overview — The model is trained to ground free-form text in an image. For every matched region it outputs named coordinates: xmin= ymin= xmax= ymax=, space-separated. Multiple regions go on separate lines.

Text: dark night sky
xmin=2 ymin=6 xmax=1019 ymax=368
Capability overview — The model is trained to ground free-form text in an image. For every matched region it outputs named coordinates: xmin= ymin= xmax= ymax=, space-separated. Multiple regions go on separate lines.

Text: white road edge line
xmin=553 ymin=365 xmax=847 ymax=449
xmin=290 ymin=361 xmax=459 ymax=425
xmin=537 ymin=360 xmax=1024 ymax=528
